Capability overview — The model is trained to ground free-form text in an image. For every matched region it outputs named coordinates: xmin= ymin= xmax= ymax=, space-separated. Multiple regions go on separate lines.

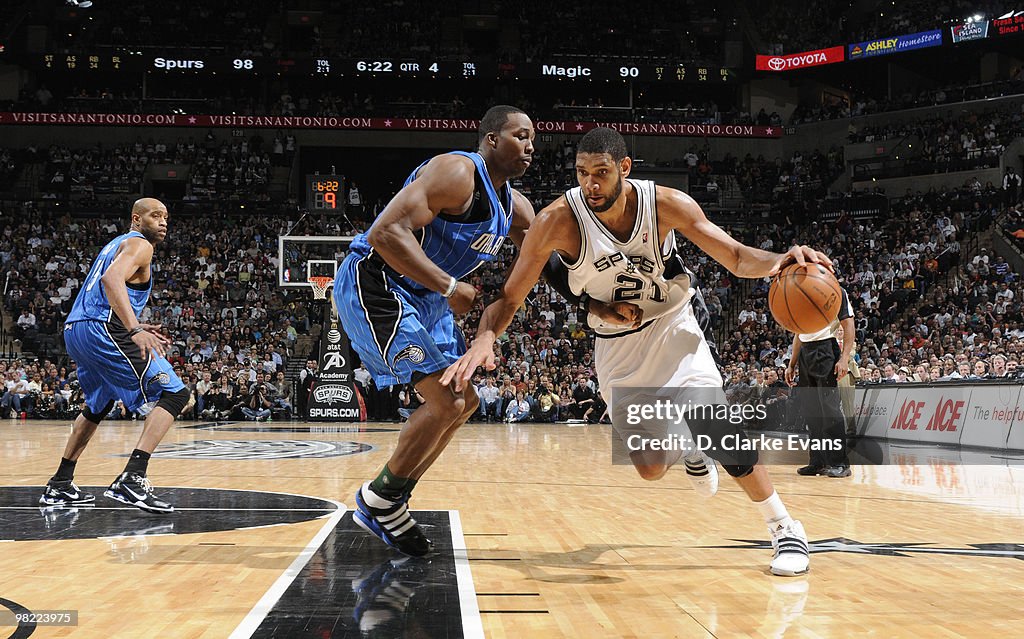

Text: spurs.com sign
xmin=755 ymin=46 xmax=845 ymax=72
xmin=308 ymin=312 xmax=361 ymax=421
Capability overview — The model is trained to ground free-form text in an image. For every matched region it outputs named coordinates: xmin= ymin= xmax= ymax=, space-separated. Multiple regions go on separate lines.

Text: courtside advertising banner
xmin=755 ymin=46 xmax=844 ymax=72
xmin=854 ymin=385 xmax=899 ymax=439
xmin=847 ymin=29 xmax=943 ymax=60
xmin=950 ymin=19 xmax=990 ymax=42
xmin=854 ymin=382 xmax=1024 ymax=454
xmin=886 ymin=386 xmax=971 ymax=445
xmin=964 ymin=384 xmax=1021 ymax=448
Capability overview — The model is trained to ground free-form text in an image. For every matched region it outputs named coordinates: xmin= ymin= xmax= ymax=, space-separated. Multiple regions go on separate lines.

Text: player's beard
xmin=587 ymin=178 xmax=623 ymax=213
xmin=136 ymin=223 xmax=164 ymax=243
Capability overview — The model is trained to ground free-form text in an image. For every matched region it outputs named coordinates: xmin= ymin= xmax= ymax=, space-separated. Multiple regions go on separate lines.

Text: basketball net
xmin=308 ymin=276 xmax=334 ymax=300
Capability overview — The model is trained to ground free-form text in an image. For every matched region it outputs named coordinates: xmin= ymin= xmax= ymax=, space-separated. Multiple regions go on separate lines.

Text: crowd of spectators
xmin=49 ymin=0 xmax=281 ymax=56
xmin=648 ymin=143 xmax=845 ymax=207
xmin=39 ymin=0 xmax=723 ymax=64
xmin=846 ymin=102 xmax=1023 ymax=178
xmin=2 ymin=119 xmax=1022 ymax=424
xmin=33 ymin=135 xmax=277 ymax=202
xmin=715 ymin=183 xmax=1024 ymax=409
xmin=753 ymin=0 xmax=1007 ymax=55
xmin=503 ymin=0 xmax=725 ymax=65
xmin=790 ymin=75 xmax=1024 ymax=126
xmin=0 ymin=201 xmax=316 ymax=420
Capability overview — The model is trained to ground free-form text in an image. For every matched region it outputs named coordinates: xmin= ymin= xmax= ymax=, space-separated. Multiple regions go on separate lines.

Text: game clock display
xmin=306 ymin=175 xmax=343 ymax=210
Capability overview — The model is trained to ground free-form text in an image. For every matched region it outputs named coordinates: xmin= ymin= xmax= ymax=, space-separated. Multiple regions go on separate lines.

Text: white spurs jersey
xmin=561 ymin=179 xmax=693 ymax=336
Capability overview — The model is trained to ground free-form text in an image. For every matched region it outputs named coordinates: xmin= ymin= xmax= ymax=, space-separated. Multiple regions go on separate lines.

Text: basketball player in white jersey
xmin=443 ymin=128 xmax=832 ymax=576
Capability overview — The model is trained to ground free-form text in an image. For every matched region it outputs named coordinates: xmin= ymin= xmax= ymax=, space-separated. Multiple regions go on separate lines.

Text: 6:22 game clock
xmin=306 ymin=175 xmax=343 ymax=210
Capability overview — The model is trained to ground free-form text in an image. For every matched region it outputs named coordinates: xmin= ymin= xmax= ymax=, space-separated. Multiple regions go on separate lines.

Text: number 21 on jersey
xmin=612 ymin=274 xmax=665 ymax=302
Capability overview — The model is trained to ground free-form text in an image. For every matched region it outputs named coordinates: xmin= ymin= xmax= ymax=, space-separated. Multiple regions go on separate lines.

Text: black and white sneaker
xmin=104 ymin=473 xmax=174 ymax=514
xmin=769 ymin=519 xmax=810 ymax=576
xmin=353 ymin=482 xmax=433 ymax=557
xmin=39 ymin=479 xmax=95 ymax=507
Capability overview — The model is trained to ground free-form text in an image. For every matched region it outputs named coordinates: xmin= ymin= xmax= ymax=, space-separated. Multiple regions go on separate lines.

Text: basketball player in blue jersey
xmin=333 ymin=106 xmax=538 ymax=556
xmin=39 ymin=198 xmax=191 ymax=514
xmin=445 ymin=128 xmax=834 ymax=576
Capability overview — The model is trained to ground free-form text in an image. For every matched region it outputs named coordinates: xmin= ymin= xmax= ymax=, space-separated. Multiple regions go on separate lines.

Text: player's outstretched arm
xmin=656 ymin=186 xmax=832 ymax=278
xmin=101 ymin=237 xmax=170 ymax=359
xmin=366 ymin=154 xmax=478 ymax=311
xmin=441 ymin=203 xmax=568 ymax=391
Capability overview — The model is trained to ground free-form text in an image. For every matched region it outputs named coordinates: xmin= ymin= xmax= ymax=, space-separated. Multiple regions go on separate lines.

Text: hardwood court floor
xmin=2 ymin=418 xmax=1023 ymax=638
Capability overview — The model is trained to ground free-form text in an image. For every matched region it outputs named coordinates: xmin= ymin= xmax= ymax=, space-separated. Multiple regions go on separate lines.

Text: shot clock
xmin=306 ymin=175 xmax=343 ymax=210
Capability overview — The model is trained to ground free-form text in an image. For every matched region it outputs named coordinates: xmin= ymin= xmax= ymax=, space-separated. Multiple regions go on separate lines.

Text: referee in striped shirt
xmin=785 ymin=286 xmax=855 ymax=477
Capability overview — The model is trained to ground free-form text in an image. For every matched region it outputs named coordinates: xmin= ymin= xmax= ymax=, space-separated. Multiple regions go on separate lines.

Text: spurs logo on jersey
xmin=561 ymin=179 xmax=693 ymax=336
xmin=594 ymin=252 xmax=657 ymax=274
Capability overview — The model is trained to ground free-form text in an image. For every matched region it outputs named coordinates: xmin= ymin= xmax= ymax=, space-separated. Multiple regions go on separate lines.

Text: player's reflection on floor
xmin=351 ymin=556 xmax=437 ymax=637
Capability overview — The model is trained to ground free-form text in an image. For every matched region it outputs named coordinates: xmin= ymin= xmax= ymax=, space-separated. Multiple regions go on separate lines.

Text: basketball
xmin=768 ymin=262 xmax=842 ymax=334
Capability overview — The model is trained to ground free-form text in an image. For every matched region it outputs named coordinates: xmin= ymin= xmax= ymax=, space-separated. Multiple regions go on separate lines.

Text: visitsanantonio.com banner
xmin=950 ymin=19 xmax=990 ymax=43
xmin=755 ymin=46 xmax=845 ymax=72
xmin=0 ymin=112 xmax=784 ymax=138
xmin=847 ymin=29 xmax=943 ymax=60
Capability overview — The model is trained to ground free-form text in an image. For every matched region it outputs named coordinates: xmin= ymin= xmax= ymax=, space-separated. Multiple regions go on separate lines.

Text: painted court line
xmin=228 ymin=499 xmax=346 ymax=639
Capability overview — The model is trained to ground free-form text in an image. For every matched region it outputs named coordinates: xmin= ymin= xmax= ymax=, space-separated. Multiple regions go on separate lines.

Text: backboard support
xmin=278 ymin=235 xmax=355 ymax=290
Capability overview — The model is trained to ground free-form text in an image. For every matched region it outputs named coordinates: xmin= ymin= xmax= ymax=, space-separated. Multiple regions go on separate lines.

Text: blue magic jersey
xmin=347 ymin=151 xmax=514 ymax=290
xmin=68 ymin=230 xmax=152 ymax=323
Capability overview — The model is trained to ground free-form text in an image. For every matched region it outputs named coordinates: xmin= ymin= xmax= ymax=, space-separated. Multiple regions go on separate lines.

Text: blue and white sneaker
xmin=353 ymin=482 xmax=433 ymax=557
xmin=39 ymin=479 xmax=95 ymax=507
xmin=104 ymin=473 xmax=174 ymax=514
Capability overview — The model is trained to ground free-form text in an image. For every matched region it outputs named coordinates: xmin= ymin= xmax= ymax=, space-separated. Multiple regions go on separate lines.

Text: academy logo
xmin=131 ymin=440 xmax=372 ymax=459
xmin=313 ymin=384 xmax=353 ymax=403
xmin=706 ymin=537 xmax=1024 ymax=561
xmin=394 ymin=345 xmax=426 ymax=365
xmin=323 ymin=352 xmax=347 ymax=371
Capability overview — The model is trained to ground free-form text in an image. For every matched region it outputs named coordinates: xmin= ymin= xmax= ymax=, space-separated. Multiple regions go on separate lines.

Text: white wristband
xmin=442 ymin=276 xmax=458 ymax=298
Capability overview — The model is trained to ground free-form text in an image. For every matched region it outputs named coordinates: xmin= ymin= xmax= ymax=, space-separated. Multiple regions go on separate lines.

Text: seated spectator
xmin=505 ymin=391 xmax=532 ymax=423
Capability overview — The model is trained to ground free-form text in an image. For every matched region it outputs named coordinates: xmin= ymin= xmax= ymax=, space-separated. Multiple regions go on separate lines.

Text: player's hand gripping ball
xmin=768 ymin=263 xmax=841 ymax=334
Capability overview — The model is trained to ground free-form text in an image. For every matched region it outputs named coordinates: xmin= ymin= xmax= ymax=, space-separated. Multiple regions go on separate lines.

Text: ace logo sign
xmin=887 ymin=388 xmax=970 ymax=444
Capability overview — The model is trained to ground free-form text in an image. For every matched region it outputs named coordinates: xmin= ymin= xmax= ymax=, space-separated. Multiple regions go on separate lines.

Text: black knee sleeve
xmin=721 ymin=464 xmax=755 ymax=478
xmin=82 ymin=400 xmax=115 ymax=424
xmin=156 ymin=387 xmax=191 ymax=418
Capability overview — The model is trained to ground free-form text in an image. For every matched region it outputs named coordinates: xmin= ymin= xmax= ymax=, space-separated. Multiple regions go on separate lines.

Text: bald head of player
xmin=477 ymin=104 xmax=535 ymax=181
xmin=575 ymin=127 xmax=631 ymax=213
xmin=130 ymin=197 xmax=169 ymax=244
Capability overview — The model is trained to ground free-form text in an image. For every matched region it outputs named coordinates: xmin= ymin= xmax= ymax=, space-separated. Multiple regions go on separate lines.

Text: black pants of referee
xmin=797 ymin=338 xmax=849 ymax=467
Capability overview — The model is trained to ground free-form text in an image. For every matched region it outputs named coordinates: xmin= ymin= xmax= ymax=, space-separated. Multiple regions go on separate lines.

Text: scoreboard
xmin=37 ymin=52 xmax=735 ymax=82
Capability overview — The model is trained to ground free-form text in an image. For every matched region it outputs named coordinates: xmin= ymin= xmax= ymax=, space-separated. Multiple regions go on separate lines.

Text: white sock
xmin=755 ymin=491 xmax=791 ymax=527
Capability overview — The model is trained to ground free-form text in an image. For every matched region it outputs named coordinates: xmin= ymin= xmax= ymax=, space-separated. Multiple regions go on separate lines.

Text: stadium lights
xmin=66 ymin=0 xmax=93 ymax=7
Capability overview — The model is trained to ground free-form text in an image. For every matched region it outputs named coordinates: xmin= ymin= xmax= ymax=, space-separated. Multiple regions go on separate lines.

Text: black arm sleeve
xmin=542 ymin=253 xmax=582 ymax=305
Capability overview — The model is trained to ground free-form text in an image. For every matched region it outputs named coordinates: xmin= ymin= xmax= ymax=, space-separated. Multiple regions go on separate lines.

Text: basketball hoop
xmin=308 ymin=276 xmax=335 ymax=300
